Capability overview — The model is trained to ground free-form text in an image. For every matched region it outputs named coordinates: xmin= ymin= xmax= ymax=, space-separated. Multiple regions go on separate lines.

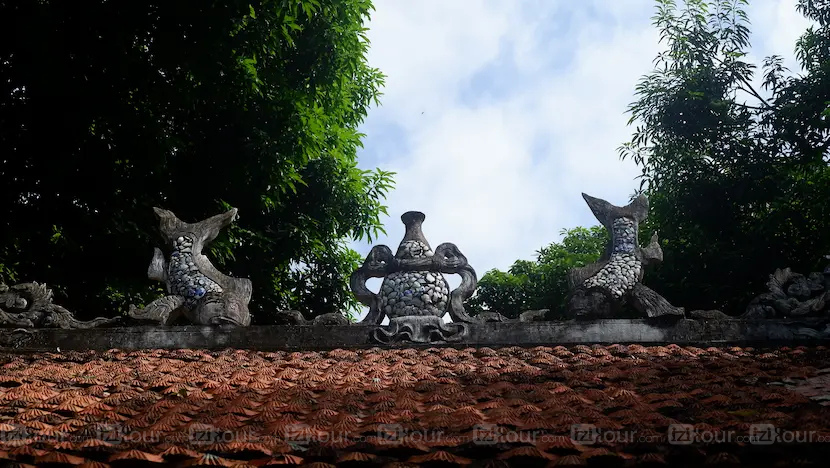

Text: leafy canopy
xmin=619 ymin=0 xmax=830 ymax=312
xmin=0 ymin=0 xmax=393 ymax=322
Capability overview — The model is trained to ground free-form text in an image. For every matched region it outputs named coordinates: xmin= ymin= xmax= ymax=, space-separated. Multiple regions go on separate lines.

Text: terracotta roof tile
xmin=498 ymin=445 xmax=557 ymax=460
xmin=408 ymin=450 xmax=471 ymax=465
xmin=1 ymin=346 xmax=830 ymax=465
xmin=77 ymin=461 xmax=110 ymax=468
xmin=179 ymin=452 xmax=239 ymax=466
xmin=255 ymin=454 xmax=304 ymax=465
xmin=550 ymin=454 xmax=586 ymax=466
xmin=33 ymin=451 xmax=87 ymax=465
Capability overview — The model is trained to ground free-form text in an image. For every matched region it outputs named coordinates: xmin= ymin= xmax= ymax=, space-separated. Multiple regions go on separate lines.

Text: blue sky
xmin=349 ymin=0 xmax=812 ymax=320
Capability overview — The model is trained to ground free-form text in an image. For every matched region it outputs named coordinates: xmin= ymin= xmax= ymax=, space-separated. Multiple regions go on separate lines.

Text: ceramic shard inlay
xmin=350 ymin=211 xmax=479 ymax=343
xmin=127 ymin=207 xmax=252 ymax=326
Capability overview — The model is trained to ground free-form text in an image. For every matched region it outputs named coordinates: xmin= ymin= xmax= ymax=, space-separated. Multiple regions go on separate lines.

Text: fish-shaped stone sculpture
xmin=127 ymin=207 xmax=252 ymax=326
xmin=567 ymin=193 xmax=683 ymax=319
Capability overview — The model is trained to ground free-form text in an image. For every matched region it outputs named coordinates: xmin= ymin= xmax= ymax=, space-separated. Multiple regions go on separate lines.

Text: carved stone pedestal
xmin=373 ymin=316 xmax=469 ymax=344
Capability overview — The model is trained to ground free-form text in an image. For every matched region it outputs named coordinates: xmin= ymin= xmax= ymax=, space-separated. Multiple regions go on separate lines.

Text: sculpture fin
xmin=200 ymin=208 xmax=238 ymax=245
xmin=626 ymin=194 xmax=650 ymax=223
xmin=582 ymin=193 xmax=615 ymax=227
xmin=153 ymin=207 xmax=187 ymax=239
xmin=582 ymin=193 xmax=650 ymax=225
xmin=640 ymin=232 xmax=663 ymax=265
xmin=148 ymin=247 xmax=168 ymax=283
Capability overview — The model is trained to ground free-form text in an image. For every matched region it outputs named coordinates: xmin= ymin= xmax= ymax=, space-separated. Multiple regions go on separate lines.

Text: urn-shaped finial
xmin=401 ymin=210 xmax=426 ymax=228
xmin=350 ymin=210 xmax=480 ymax=331
xmin=396 ymin=211 xmax=433 ymax=259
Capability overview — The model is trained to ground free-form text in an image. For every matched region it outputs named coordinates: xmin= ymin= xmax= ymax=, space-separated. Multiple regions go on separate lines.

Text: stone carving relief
xmin=126 ymin=207 xmax=252 ymax=326
xmin=350 ymin=211 xmax=478 ymax=344
xmin=268 ymin=309 xmax=350 ymax=326
xmin=0 ymin=282 xmax=118 ymax=328
xmin=742 ymin=258 xmax=830 ymax=319
xmin=566 ymin=193 xmax=684 ymax=319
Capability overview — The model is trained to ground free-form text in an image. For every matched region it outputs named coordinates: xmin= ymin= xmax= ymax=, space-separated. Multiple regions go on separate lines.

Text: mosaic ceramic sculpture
xmin=350 ymin=211 xmax=478 ymax=343
xmin=0 ymin=282 xmax=119 ymax=328
xmin=127 ymin=207 xmax=252 ymax=326
xmin=742 ymin=256 xmax=830 ymax=319
xmin=566 ymin=193 xmax=684 ymax=319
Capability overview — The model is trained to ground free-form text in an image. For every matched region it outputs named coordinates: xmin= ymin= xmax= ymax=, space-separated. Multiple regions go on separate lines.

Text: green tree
xmin=0 ymin=0 xmax=393 ymax=322
xmin=469 ymin=226 xmax=607 ymax=318
xmin=620 ymin=0 xmax=830 ymax=313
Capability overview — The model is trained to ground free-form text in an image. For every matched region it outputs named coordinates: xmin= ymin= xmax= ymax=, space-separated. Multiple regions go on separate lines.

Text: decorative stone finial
xmin=126 ymin=207 xmax=252 ymax=326
xmin=0 ymin=282 xmax=119 ymax=328
xmin=566 ymin=193 xmax=684 ymax=319
xmin=350 ymin=211 xmax=478 ymax=343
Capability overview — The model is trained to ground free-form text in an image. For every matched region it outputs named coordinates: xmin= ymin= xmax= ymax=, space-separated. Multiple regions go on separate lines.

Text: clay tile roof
xmin=498 ymin=446 xmax=557 ymax=461
xmin=108 ymin=449 xmax=165 ymax=463
xmin=33 ymin=451 xmax=87 ymax=465
xmin=408 ymin=450 xmax=471 ymax=465
xmin=77 ymin=461 xmax=110 ymax=468
xmin=551 ymin=454 xmax=586 ymax=466
xmin=2 ymin=346 xmax=830 ymax=466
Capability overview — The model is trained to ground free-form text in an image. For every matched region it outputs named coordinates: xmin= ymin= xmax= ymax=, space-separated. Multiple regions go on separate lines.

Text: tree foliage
xmin=468 ymin=226 xmax=607 ymax=318
xmin=0 ymin=0 xmax=393 ymax=322
xmin=620 ymin=0 xmax=830 ymax=313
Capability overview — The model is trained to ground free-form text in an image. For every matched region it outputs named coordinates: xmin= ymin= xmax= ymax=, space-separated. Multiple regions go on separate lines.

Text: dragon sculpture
xmin=0 ymin=282 xmax=118 ymax=328
xmin=743 ymin=258 xmax=830 ymax=319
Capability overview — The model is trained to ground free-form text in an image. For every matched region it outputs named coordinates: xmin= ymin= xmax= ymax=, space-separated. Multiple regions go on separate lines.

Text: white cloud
xmin=749 ymin=0 xmax=813 ymax=71
xmin=351 ymin=0 xmax=813 ymax=321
